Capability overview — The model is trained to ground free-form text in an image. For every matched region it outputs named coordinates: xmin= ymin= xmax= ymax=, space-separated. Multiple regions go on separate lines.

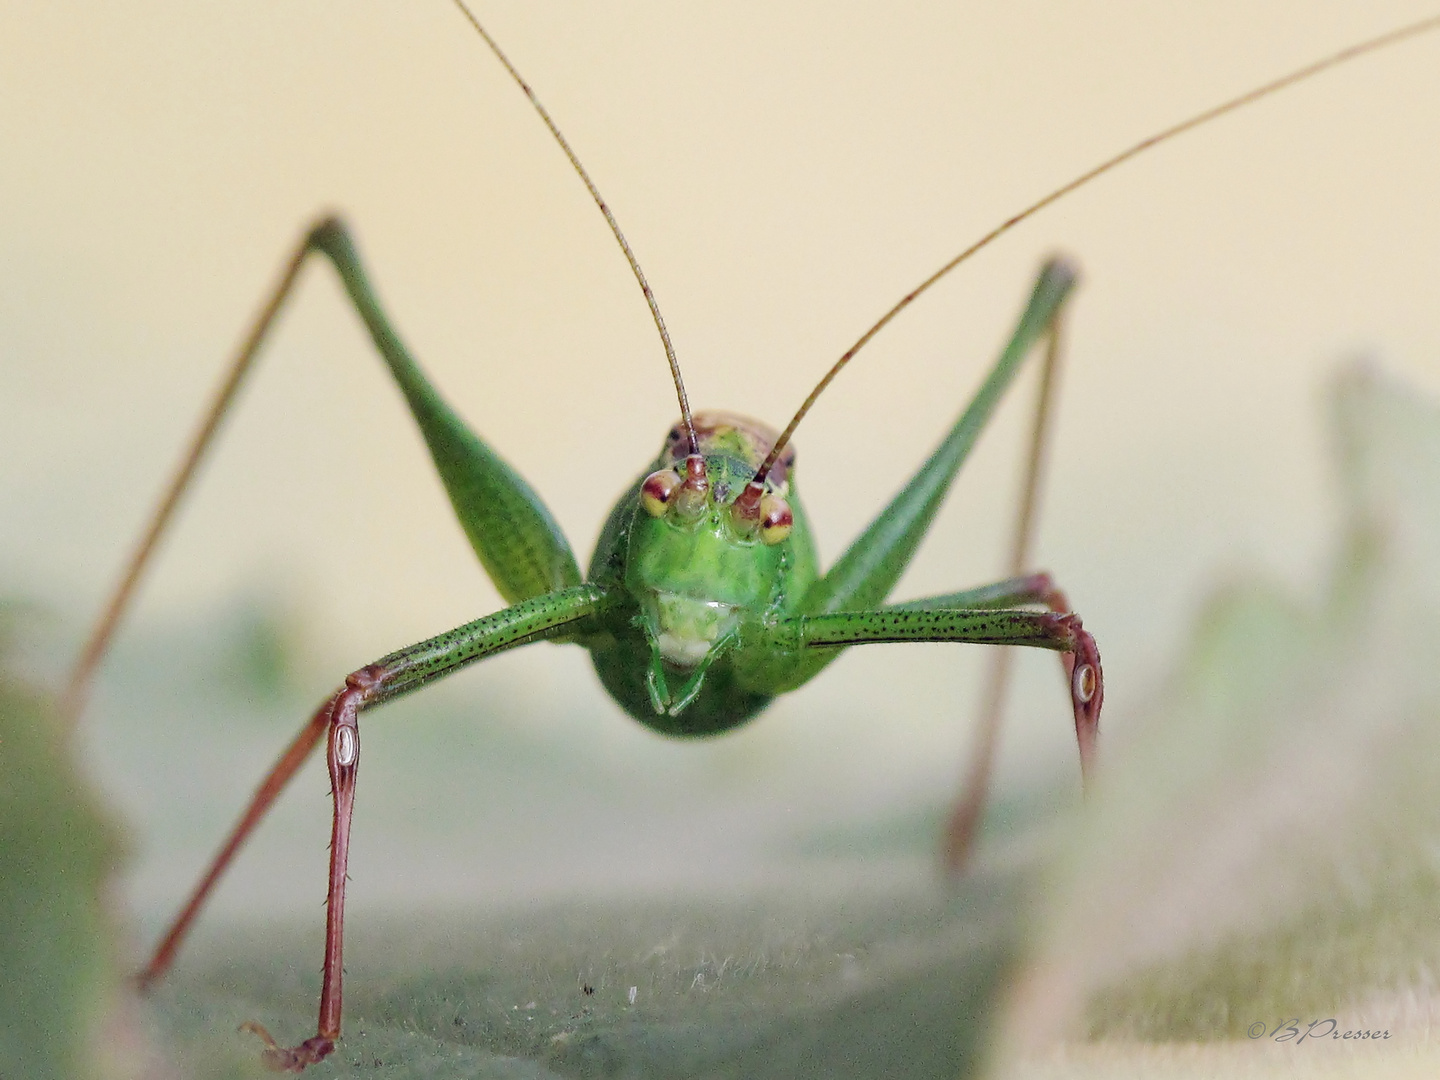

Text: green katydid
xmin=53 ymin=4 xmax=1440 ymax=1071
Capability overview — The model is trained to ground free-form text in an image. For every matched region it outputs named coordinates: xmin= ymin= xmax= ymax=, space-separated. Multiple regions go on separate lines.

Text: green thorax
xmin=585 ymin=412 xmax=818 ymax=736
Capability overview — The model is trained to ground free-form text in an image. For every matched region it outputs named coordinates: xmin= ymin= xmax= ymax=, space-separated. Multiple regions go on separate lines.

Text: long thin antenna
xmin=449 ymin=0 xmax=698 ymax=454
xmin=751 ymin=11 xmax=1440 ymax=485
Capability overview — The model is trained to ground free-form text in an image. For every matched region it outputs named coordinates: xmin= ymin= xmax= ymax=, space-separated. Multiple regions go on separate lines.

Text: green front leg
xmin=141 ymin=583 xmax=608 ymax=1071
xmin=309 ymin=218 xmax=582 ymax=604
xmin=789 ymin=606 xmax=1080 ymax=650
xmin=363 ymin=583 xmax=608 ymax=705
xmin=801 ymin=259 xmax=1077 ymax=619
xmin=767 ymin=594 xmax=1102 ymax=780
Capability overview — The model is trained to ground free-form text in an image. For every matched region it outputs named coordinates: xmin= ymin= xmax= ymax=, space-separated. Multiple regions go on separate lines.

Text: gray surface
xmin=149 ymin=880 xmax=1029 ymax=1079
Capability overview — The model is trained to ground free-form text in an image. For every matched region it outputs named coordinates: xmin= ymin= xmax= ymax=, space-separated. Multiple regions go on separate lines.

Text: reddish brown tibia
xmin=940 ymin=575 xmax=1101 ymax=873
xmin=1025 ymin=577 xmax=1105 ymax=780
xmin=136 ymin=696 xmax=334 ymax=991
xmin=139 ymin=665 xmax=384 ymax=1072
xmin=942 ymin=310 xmax=1068 ymax=877
xmin=242 ymin=665 xmax=376 ymax=1071
xmin=1065 ymin=623 xmax=1103 ymax=782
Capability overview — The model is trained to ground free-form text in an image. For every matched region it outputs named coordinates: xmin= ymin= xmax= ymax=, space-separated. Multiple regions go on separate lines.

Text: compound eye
xmin=758 ymin=493 xmax=793 ymax=544
xmin=640 ymin=469 xmax=682 ymax=517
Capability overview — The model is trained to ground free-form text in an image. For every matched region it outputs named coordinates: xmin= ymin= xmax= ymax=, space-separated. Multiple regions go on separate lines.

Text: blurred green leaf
xmin=1011 ymin=366 xmax=1440 ymax=1059
xmin=0 ymin=624 xmax=129 ymax=1080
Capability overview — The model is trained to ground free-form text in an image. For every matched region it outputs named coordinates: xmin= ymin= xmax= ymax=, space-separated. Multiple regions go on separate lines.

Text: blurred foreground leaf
xmin=1007 ymin=366 xmax=1440 ymax=1070
xmin=0 ymin=613 xmax=131 ymax=1079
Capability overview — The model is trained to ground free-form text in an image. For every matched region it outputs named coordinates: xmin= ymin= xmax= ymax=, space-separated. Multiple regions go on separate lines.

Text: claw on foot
xmin=239 ymin=1021 xmax=335 ymax=1073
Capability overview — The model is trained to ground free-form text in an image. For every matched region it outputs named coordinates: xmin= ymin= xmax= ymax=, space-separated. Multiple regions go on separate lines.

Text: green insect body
xmin=130 ymin=219 xmax=1101 ymax=1070
xmin=589 ymin=413 xmax=816 ymax=735
xmin=108 ymin=15 xmax=1125 ymax=1066
xmin=327 ymin=232 xmax=1096 ymax=738
xmin=294 ymin=198 xmax=1097 ymax=757
xmin=55 ymin=8 xmax=1435 ymax=1069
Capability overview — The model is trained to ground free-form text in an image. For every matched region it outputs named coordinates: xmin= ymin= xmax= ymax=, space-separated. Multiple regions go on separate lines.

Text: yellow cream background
xmin=3 ymin=1 xmax=1439 ymax=909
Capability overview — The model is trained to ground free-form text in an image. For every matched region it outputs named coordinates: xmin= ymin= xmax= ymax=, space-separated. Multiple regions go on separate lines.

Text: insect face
xmin=624 ymin=414 xmax=809 ymax=672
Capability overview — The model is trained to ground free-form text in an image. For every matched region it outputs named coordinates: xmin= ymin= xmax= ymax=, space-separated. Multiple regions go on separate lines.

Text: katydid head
xmin=638 ymin=413 xmax=794 ymax=539
xmin=623 ymin=414 xmax=806 ymax=709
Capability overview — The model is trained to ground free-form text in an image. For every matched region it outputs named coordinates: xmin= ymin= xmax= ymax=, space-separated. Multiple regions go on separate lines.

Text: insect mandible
xmin=45 ymin=3 xmax=1440 ymax=1071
